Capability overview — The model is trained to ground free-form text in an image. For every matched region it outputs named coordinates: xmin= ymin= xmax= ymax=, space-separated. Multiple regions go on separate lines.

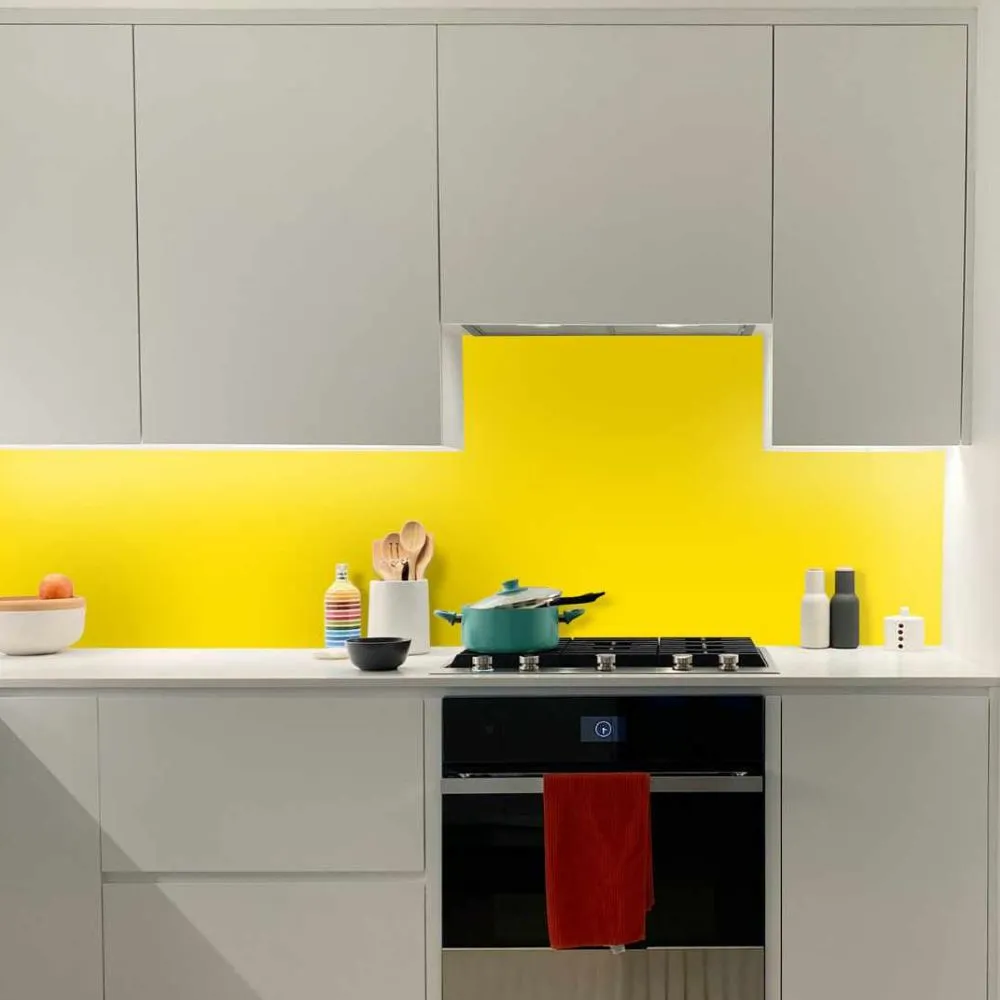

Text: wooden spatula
xmin=414 ymin=532 xmax=435 ymax=580
xmin=372 ymin=539 xmax=393 ymax=581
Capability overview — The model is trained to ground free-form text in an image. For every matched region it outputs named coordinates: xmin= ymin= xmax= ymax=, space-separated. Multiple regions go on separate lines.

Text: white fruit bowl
xmin=0 ymin=597 xmax=86 ymax=655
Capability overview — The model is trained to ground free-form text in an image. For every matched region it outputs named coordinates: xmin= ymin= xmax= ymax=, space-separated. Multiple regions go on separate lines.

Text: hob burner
xmin=446 ymin=637 xmax=771 ymax=673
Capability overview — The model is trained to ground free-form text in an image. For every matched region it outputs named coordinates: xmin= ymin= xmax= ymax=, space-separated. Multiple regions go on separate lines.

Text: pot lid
xmin=468 ymin=579 xmax=561 ymax=610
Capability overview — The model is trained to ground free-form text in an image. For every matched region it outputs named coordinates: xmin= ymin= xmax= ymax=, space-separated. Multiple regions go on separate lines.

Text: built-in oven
xmin=442 ymin=695 xmax=765 ymax=951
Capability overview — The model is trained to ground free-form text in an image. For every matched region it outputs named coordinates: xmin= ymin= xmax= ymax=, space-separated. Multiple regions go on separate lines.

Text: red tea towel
xmin=543 ymin=772 xmax=654 ymax=950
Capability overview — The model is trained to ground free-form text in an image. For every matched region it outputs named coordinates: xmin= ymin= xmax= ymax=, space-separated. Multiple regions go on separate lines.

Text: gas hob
xmin=444 ymin=637 xmax=775 ymax=674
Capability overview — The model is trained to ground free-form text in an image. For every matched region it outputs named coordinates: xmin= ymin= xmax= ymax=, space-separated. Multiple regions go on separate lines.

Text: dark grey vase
xmin=830 ymin=568 xmax=860 ymax=649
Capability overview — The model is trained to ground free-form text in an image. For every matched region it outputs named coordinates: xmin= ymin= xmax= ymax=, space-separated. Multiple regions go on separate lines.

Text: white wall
xmin=945 ymin=0 xmax=1000 ymax=662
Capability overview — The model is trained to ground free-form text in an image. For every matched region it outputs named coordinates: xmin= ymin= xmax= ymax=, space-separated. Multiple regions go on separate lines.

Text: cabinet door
xmin=104 ymin=879 xmax=425 ymax=1000
xmin=771 ymin=26 xmax=967 ymax=446
xmin=438 ymin=26 xmax=772 ymax=325
xmin=782 ymin=695 xmax=987 ymax=1000
xmin=134 ymin=26 xmax=446 ymax=446
xmin=0 ymin=26 xmax=139 ymax=444
xmin=0 ymin=698 xmax=102 ymax=1000
xmin=99 ymin=695 xmax=424 ymax=873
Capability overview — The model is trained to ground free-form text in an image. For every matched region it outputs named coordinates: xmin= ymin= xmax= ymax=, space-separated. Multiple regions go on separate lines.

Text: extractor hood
xmin=459 ymin=324 xmax=759 ymax=336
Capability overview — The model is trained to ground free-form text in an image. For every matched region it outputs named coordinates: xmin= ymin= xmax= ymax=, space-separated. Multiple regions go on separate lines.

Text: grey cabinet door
xmin=771 ymin=26 xmax=967 ymax=446
xmin=782 ymin=694 xmax=987 ymax=1000
xmin=438 ymin=25 xmax=772 ymax=326
xmin=135 ymin=26 xmax=445 ymax=446
xmin=99 ymin=695 xmax=423 ymax=873
xmin=0 ymin=698 xmax=102 ymax=1000
xmin=104 ymin=880 xmax=426 ymax=1000
xmin=0 ymin=26 xmax=139 ymax=444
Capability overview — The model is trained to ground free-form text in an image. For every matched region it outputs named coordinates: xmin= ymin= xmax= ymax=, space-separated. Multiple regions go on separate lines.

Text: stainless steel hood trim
xmin=442 ymin=775 xmax=762 ymax=794
xmin=457 ymin=324 xmax=759 ymax=337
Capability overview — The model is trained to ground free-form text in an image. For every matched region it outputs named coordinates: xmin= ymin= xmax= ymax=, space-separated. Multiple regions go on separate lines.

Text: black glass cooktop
xmin=446 ymin=637 xmax=769 ymax=672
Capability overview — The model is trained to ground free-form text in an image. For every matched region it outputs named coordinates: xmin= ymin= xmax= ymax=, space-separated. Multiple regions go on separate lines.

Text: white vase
xmin=367 ymin=580 xmax=430 ymax=655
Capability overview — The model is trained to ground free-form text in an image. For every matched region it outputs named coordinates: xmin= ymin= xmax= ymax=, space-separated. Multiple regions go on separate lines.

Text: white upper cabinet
xmin=771 ymin=26 xmax=968 ymax=447
xmin=134 ymin=26 xmax=455 ymax=447
xmin=782 ymin=694 xmax=987 ymax=1000
xmin=0 ymin=26 xmax=139 ymax=445
xmin=437 ymin=26 xmax=773 ymax=326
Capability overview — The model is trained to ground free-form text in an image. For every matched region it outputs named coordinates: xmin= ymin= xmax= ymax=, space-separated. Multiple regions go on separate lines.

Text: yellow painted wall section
xmin=0 ymin=337 xmax=943 ymax=647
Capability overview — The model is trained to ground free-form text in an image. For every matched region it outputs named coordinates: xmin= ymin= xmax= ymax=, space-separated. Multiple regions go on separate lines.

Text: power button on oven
xmin=580 ymin=715 xmax=623 ymax=743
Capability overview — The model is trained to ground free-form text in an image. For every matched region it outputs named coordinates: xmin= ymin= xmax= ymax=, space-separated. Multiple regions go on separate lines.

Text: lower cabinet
xmin=0 ymin=697 xmax=102 ymax=1000
xmin=781 ymin=694 xmax=987 ymax=1000
xmin=99 ymin=694 xmax=424 ymax=873
xmin=104 ymin=878 xmax=426 ymax=1000
xmin=4 ymin=689 xmax=991 ymax=1000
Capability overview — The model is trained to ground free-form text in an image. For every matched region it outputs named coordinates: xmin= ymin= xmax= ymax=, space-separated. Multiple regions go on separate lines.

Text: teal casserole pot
xmin=434 ymin=579 xmax=602 ymax=654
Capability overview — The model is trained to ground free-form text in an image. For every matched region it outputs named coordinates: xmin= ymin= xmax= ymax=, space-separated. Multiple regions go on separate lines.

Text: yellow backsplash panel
xmin=0 ymin=336 xmax=943 ymax=647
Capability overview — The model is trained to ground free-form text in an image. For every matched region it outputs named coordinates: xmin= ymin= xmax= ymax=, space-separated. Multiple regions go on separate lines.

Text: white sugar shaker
xmin=801 ymin=568 xmax=830 ymax=649
xmin=884 ymin=607 xmax=925 ymax=651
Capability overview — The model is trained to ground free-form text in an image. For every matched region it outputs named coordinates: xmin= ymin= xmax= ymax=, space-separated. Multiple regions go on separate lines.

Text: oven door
xmin=442 ymin=775 xmax=764 ymax=950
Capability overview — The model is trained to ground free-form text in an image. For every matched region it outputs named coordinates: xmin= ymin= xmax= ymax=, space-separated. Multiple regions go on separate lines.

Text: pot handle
xmin=558 ymin=608 xmax=586 ymax=625
xmin=434 ymin=610 xmax=462 ymax=626
xmin=547 ymin=592 xmax=606 ymax=608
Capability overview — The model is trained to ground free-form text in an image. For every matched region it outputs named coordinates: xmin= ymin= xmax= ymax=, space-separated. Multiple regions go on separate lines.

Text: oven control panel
xmin=442 ymin=696 xmax=764 ymax=776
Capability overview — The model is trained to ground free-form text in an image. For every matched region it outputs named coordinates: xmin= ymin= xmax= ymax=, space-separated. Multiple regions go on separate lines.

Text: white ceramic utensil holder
xmin=367 ymin=580 xmax=430 ymax=654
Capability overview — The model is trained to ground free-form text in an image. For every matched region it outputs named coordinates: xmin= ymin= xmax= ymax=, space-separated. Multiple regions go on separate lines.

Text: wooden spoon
xmin=414 ymin=532 xmax=435 ymax=580
xmin=383 ymin=532 xmax=405 ymax=581
xmin=399 ymin=520 xmax=427 ymax=572
xmin=372 ymin=539 xmax=393 ymax=582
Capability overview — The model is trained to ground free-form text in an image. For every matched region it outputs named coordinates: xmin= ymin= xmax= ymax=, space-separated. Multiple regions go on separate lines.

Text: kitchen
xmin=0 ymin=4 xmax=998 ymax=1000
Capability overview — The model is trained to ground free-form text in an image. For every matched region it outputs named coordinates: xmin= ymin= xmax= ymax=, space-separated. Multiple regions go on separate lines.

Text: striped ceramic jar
xmin=324 ymin=563 xmax=362 ymax=651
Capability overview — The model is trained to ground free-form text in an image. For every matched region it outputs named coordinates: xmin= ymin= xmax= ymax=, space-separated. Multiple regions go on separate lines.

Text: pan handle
xmin=558 ymin=608 xmax=586 ymax=625
xmin=433 ymin=610 xmax=462 ymax=626
xmin=547 ymin=592 xmax=606 ymax=608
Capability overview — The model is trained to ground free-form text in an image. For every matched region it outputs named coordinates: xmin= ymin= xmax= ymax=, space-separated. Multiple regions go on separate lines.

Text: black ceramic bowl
xmin=346 ymin=637 xmax=411 ymax=672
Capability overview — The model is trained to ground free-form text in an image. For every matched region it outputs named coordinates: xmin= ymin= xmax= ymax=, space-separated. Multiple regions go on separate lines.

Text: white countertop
xmin=0 ymin=645 xmax=994 ymax=691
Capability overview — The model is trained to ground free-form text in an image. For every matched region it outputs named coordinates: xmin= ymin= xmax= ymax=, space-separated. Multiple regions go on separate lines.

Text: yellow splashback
xmin=0 ymin=337 xmax=943 ymax=647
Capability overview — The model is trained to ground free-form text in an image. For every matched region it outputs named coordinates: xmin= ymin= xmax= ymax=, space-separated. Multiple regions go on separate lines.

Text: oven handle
xmin=441 ymin=774 xmax=762 ymax=795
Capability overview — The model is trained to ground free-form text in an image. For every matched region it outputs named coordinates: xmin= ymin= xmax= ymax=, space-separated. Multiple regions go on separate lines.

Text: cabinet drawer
xmin=104 ymin=879 xmax=425 ymax=1000
xmin=99 ymin=696 xmax=423 ymax=872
